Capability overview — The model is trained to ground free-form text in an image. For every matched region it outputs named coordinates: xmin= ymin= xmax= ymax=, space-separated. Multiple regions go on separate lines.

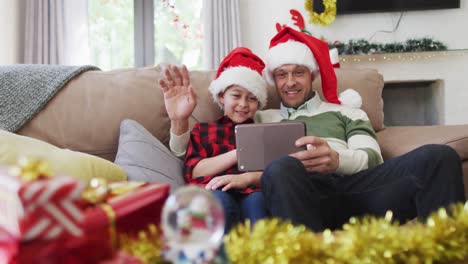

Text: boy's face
xmin=273 ymin=64 xmax=315 ymax=109
xmin=218 ymin=85 xmax=259 ymax=123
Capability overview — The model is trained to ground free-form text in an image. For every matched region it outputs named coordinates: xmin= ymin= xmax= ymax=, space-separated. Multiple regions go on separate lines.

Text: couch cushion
xmin=0 ymin=130 xmax=126 ymax=182
xmin=377 ymin=125 xmax=468 ymax=161
xmin=334 ymin=68 xmax=384 ymax=132
xmin=18 ymin=66 xmax=384 ymax=161
xmin=18 ymin=67 xmax=168 ymax=161
xmin=377 ymin=125 xmax=468 ymax=197
xmin=17 ymin=66 xmax=222 ymax=161
xmin=114 ymin=119 xmax=185 ymax=192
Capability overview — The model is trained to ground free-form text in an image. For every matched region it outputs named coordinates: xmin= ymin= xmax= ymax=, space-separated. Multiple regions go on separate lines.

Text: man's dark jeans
xmin=261 ymin=144 xmax=466 ymax=231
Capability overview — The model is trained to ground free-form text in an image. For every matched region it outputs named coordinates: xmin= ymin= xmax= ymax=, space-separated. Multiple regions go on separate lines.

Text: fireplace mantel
xmin=340 ymin=50 xmax=468 ymax=125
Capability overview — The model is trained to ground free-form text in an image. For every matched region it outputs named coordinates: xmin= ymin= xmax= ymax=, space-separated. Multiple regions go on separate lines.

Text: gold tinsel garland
xmin=120 ymin=203 xmax=468 ymax=264
xmin=117 ymin=203 xmax=468 ymax=263
xmin=225 ymin=203 xmax=468 ymax=264
xmin=119 ymin=224 xmax=168 ymax=264
xmin=304 ymin=0 xmax=337 ymax=26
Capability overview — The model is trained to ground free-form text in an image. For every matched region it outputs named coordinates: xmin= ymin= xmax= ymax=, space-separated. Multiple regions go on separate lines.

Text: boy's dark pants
xmin=212 ymin=190 xmax=268 ymax=233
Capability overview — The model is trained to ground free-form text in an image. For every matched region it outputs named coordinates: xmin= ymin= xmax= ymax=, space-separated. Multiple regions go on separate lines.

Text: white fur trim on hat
xmin=339 ymin=89 xmax=362 ymax=109
xmin=208 ymin=66 xmax=268 ymax=109
xmin=264 ymin=40 xmax=319 ymax=86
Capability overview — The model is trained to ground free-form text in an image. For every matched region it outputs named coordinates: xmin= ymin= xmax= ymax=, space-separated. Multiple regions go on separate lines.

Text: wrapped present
xmin=0 ymin=159 xmax=87 ymax=263
xmin=83 ymin=181 xmax=170 ymax=246
xmin=0 ymin=158 xmax=170 ymax=264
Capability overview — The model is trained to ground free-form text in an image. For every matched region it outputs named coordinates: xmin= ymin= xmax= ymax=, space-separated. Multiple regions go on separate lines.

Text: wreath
xmin=305 ymin=0 xmax=337 ymax=26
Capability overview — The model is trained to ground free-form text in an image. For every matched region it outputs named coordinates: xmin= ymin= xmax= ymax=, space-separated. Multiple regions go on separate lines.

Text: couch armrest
xmin=377 ymin=125 xmax=468 ymax=197
xmin=376 ymin=125 xmax=468 ymax=161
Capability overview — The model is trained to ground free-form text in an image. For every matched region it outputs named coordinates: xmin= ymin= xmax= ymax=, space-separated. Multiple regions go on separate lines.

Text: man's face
xmin=273 ymin=64 xmax=315 ymax=109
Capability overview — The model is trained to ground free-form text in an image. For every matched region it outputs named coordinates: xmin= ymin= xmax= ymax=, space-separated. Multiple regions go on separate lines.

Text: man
xmin=160 ymin=27 xmax=465 ymax=231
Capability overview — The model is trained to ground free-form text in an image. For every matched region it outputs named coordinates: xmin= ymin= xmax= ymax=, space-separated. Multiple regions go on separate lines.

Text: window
xmin=88 ymin=0 xmax=134 ymax=70
xmin=88 ymin=0 xmax=203 ymax=70
xmin=154 ymin=0 xmax=204 ymax=69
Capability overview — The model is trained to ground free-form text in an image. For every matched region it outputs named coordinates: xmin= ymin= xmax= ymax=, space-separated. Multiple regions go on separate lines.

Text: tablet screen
xmin=235 ymin=122 xmax=306 ymax=171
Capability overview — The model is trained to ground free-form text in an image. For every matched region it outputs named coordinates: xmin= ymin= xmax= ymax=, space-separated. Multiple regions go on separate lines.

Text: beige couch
xmin=16 ymin=66 xmax=468 ymax=197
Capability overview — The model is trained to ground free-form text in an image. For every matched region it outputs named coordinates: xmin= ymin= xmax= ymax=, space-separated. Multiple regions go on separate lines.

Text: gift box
xmin=83 ymin=182 xmax=170 ymax=247
xmin=0 ymin=161 xmax=170 ymax=264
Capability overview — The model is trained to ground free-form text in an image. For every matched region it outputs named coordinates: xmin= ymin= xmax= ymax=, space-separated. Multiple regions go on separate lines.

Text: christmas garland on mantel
xmin=332 ymin=38 xmax=448 ymax=55
xmin=281 ymin=7 xmax=447 ymax=55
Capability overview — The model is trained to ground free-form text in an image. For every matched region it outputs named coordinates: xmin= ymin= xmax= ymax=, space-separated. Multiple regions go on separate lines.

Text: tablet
xmin=235 ymin=122 xmax=306 ymax=172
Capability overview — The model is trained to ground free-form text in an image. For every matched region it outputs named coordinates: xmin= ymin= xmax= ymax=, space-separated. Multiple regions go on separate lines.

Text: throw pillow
xmin=114 ymin=119 xmax=185 ymax=192
xmin=0 ymin=130 xmax=126 ymax=182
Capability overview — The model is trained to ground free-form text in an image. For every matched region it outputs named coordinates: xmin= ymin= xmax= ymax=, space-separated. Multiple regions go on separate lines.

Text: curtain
xmin=202 ymin=0 xmax=241 ymax=70
xmin=24 ymin=0 xmax=90 ymax=65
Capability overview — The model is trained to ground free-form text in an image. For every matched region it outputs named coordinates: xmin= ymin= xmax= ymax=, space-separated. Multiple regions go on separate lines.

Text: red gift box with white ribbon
xmin=0 ymin=165 xmax=170 ymax=264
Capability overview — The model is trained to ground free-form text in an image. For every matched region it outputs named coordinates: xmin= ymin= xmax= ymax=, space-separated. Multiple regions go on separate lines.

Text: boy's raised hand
xmin=159 ymin=64 xmax=197 ymax=121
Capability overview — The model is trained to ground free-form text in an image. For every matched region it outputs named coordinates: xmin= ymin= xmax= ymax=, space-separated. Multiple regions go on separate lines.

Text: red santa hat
xmin=264 ymin=27 xmax=361 ymax=108
xmin=209 ymin=47 xmax=268 ymax=109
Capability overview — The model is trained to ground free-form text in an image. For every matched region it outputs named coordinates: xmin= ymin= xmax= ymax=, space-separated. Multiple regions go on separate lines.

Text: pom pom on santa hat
xmin=209 ymin=47 xmax=268 ymax=109
xmin=263 ymin=27 xmax=361 ymax=108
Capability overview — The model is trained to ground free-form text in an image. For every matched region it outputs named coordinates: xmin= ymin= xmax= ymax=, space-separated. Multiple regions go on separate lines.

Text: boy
xmin=160 ymin=47 xmax=269 ymax=232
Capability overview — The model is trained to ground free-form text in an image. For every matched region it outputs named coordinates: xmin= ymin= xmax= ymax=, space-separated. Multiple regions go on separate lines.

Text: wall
xmin=0 ymin=0 xmax=24 ymax=64
xmin=3 ymin=0 xmax=466 ymax=64
xmin=340 ymin=50 xmax=468 ymax=125
xmin=240 ymin=0 xmax=468 ymax=58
